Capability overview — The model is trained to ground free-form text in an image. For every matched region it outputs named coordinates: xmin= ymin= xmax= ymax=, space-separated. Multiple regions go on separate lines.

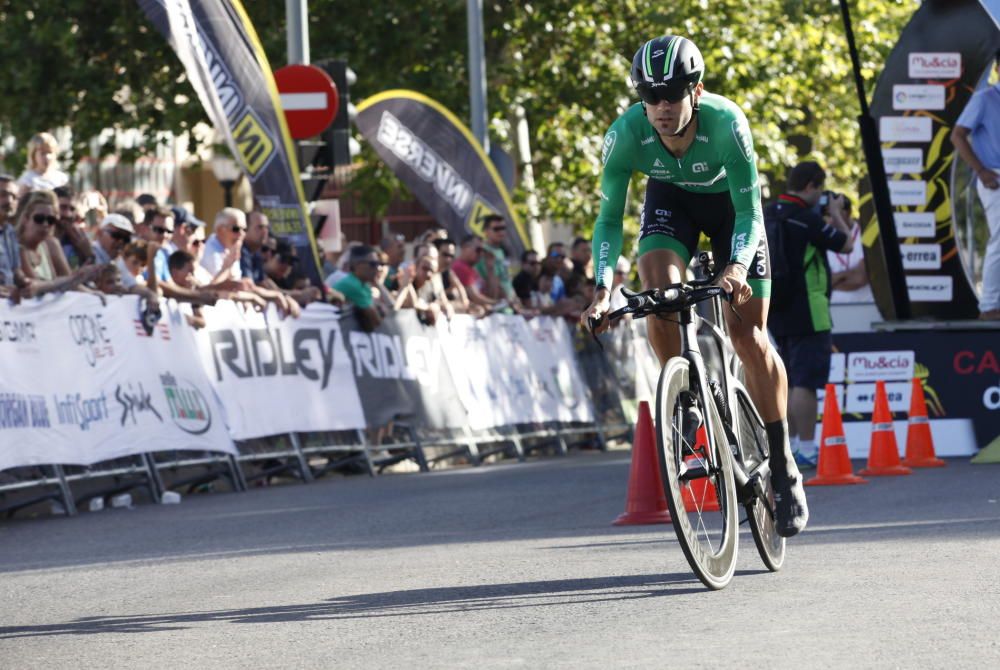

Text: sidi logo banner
xmin=847 ymin=350 xmax=915 ymax=382
xmin=907 ymin=52 xmax=961 ymax=79
xmin=907 ymin=275 xmax=953 ymax=302
xmin=892 ymin=84 xmax=946 ymax=111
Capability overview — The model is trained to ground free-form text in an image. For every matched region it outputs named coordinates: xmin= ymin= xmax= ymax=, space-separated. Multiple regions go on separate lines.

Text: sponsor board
xmin=894 ymin=212 xmax=936 ymax=238
xmin=901 ymin=243 xmax=941 ymax=270
xmin=892 ymin=84 xmax=946 ymax=110
xmin=879 ymin=116 xmax=932 ymax=142
xmin=829 ymin=352 xmax=846 ymax=383
xmin=883 ymin=148 xmax=923 ymax=174
xmin=847 ymin=350 xmax=915 ymax=382
xmin=906 ymin=274 xmax=953 ymax=301
xmin=889 ymin=180 xmax=927 ymax=206
xmin=907 ymin=52 xmax=961 ymax=79
xmin=845 ymin=381 xmax=912 ymax=414
xmin=160 ymin=373 xmax=213 ymax=435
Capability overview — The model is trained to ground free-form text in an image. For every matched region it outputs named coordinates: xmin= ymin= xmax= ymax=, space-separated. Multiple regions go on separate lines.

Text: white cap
xmin=100 ymin=213 xmax=135 ymax=235
xmin=615 ymin=256 xmax=631 ymax=274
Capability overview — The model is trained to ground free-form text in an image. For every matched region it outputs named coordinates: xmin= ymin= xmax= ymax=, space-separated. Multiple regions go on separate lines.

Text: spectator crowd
xmin=0 ymin=133 xmax=616 ymax=337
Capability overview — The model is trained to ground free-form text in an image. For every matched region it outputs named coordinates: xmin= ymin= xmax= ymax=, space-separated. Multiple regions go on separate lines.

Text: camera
xmin=818 ymin=191 xmax=850 ymax=215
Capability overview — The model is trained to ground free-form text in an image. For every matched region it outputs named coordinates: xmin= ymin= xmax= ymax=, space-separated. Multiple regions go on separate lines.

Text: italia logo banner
xmin=355 ymin=90 xmax=528 ymax=257
xmin=136 ymin=0 xmax=323 ymax=283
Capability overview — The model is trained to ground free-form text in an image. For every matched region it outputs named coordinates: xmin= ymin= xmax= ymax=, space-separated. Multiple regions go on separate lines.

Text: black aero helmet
xmin=631 ymin=36 xmax=704 ymax=105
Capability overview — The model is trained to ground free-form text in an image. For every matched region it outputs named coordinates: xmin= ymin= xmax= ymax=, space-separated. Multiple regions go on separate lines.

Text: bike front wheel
xmin=733 ymin=383 xmax=786 ymax=571
xmin=655 ymin=357 xmax=739 ymax=590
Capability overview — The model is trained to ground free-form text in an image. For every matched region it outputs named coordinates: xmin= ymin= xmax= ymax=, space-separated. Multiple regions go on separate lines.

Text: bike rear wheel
xmin=655 ymin=357 xmax=739 ymax=590
xmin=733 ymin=384 xmax=785 ymax=571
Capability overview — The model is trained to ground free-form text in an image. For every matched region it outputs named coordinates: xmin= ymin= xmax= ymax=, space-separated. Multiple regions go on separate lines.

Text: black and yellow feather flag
xmin=137 ymin=0 xmax=322 ymax=282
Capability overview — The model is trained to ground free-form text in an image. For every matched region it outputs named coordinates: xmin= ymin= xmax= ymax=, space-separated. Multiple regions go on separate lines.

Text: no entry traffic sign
xmin=274 ymin=64 xmax=339 ymax=139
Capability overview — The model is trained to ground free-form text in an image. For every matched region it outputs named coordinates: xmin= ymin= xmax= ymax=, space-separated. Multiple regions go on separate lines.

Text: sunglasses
xmin=33 ymin=213 xmax=58 ymax=226
xmin=152 ymin=225 xmax=174 ymax=235
xmin=360 ymin=260 xmax=385 ymax=267
xmin=191 ymin=239 xmax=204 ymax=247
xmin=232 ymin=225 xmax=247 ymax=233
xmin=635 ymin=81 xmax=694 ymax=105
xmin=548 ymin=252 xmax=565 ymax=259
xmin=440 ymin=252 xmax=455 ymax=259
xmin=109 ymin=230 xmax=132 ymax=243
xmin=525 ymin=260 xmax=540 ymax=266
xmin=489 ymin=226 xmax=507 ymax=232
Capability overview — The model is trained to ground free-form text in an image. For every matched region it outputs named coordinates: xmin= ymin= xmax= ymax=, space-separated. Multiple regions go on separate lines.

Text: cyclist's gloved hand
xmin=581 ymin=286 xmax=612 ymax=334
xmin=715 ymin=263 xmax=752 ymax=306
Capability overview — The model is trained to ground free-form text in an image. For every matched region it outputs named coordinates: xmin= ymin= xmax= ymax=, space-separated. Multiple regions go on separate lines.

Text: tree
xmin=0 ymin=0 xmax=916 ymax=246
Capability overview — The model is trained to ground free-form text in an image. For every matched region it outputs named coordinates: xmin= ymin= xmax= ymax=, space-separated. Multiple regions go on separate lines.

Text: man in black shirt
xmin=766 ymin=161 xmax=853 ymax=465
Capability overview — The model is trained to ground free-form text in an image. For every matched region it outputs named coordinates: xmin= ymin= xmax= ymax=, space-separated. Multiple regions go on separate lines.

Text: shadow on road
xmin=0 ymin=573 xmax=711 ymax=639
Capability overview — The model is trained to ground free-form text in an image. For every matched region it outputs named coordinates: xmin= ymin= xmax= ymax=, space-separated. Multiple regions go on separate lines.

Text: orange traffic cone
xmin=859 ymin=381 xmax=912 ymax=477
xmin=903 ymin=378 xmax=946 ymax=468
xmin=613 ymin=401 xmax=672 ymax=525
xmin=682 ymin=425 xmax=721 ymax=512
xmin=807 ymin=384 xmax=868 ymax=486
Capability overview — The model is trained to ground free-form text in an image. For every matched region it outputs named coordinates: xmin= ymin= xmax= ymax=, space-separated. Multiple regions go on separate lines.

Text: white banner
xmin=439 ymin=315 xmax=593 ymax=430
xmin=0 ymin=293 xmax=234 ymax=472
xmin=194 ymin=301 xmax=365 ymax=440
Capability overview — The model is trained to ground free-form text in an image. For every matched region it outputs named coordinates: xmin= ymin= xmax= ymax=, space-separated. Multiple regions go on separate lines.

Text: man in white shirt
xmin=201 ymin=207 xmax=246 ymax=281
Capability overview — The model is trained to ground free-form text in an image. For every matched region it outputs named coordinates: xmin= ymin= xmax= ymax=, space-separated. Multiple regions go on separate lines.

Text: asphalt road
xmin=1 ymin=451 xmax=999 ymax=668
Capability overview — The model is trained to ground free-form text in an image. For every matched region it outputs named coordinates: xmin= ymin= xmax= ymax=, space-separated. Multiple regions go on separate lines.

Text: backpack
xmin=763 ymin=202 xmax=793 ymax=310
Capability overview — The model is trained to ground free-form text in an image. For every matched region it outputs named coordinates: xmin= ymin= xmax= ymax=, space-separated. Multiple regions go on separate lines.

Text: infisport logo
xmin=907 ymin=52 xmax=961 ymax=79
xmin=846 ymin=351 xmax=915 ymax=382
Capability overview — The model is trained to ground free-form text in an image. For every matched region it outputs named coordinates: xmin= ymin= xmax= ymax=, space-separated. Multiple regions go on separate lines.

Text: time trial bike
xmin=594 ymin=253 xmax=784 ymax=589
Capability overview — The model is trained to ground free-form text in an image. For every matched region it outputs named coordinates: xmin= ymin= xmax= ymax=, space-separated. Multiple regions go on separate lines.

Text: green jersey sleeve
xmin=592 ymin=121 xmax=632 ymax=288
xmin=722 ymin=107 xmax=764 ymax=268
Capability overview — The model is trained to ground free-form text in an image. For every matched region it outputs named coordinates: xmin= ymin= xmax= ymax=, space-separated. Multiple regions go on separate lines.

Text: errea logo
xmin=654 ymin=158 xmax=664 ymax=167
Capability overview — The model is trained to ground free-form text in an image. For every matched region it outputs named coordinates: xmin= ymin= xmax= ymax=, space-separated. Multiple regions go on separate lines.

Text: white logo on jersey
xmin=641 ymin=135 xmax=655 ymax=146
xmin=696 ymin=134 xmax=709 ymax=143
xmin=731 ymin=120 xmax=753 ymax=162
xmin=692 ymin=162 xmax=708 ymax=173
xmin=654 ymin=158 xmax=664 ymax=167
xmin=602 ymin=131 xmax=618 ymax=165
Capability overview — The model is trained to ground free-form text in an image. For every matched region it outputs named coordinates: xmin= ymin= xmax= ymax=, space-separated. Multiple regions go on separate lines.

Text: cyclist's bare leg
xmin=725 ymin=294 xmax=807 ymax=537
xmin=722 ymin=296 xmax=787 ymax=423
xmin=638 ymin=248 xmax=687 ymax=366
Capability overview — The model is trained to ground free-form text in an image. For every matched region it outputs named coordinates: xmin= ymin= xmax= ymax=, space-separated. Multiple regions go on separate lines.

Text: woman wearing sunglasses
xmin=581 ymin=36 xmax=807 ymax=538
xmin=14 ymin=190 xmax=99 ymax=297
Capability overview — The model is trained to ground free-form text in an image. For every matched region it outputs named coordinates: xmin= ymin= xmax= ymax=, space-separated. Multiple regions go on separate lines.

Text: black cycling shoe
xmin=769 ymin=448 xmax=809 ymax=537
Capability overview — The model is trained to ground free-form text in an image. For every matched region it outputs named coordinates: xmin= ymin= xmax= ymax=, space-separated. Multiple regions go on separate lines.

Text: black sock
xmin=765 ymin=419 xmax=789 ymax=463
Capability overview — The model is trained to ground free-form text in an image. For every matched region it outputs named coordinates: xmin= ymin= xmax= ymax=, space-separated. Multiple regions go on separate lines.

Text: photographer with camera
xmin=764 ymin=161 xmax=853 ymax=466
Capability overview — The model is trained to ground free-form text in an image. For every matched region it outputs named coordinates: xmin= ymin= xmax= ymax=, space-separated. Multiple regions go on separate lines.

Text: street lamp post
xmin=210 ymin=155 xmax=242 ymax=208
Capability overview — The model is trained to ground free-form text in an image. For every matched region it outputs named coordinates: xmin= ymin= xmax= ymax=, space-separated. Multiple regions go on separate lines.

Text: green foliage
xmin=0 ymin=0 xmax=917 ymax=239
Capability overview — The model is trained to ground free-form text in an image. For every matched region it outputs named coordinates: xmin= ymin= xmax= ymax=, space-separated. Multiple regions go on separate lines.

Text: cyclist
xmin=582 ymin=35 xmax=808 ymax=537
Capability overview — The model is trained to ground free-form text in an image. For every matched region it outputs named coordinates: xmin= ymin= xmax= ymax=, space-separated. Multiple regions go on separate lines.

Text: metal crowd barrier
xmin=1 ymin=317 xmax=650 ymax=519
